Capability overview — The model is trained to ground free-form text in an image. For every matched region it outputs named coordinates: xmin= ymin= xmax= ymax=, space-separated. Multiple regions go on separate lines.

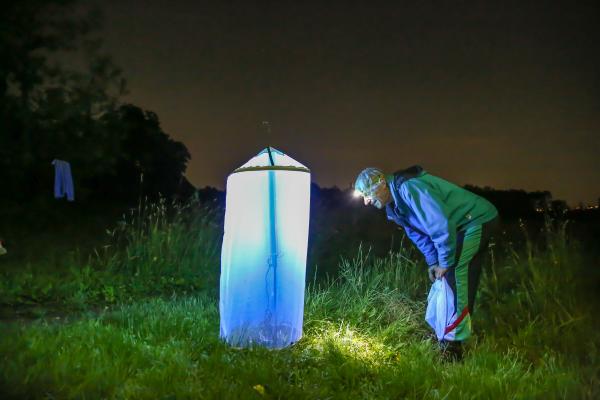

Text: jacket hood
xmin=391 ymin=165 xmax=425 ymax=187
xmin=386 ymin=165 xmax=426 ymax=215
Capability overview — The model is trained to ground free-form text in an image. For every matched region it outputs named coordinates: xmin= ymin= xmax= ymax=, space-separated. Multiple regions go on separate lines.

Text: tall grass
xmin=95 ymin=197 xmax=222 ymax=298
xmin=0 ymin=197 xmax=221 ymax=308
xmin=477 ymin=218 xmax=599 ymax=393
xmin=1 ymin=208 xmax=598 ymax=398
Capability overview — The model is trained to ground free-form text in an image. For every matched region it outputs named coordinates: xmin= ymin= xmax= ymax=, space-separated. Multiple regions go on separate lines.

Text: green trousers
xmin=444 ymin=217 xmax=499 ymax=341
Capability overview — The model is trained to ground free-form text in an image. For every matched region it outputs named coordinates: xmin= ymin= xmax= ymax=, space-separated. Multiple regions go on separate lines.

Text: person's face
xmin=362 ymin=181 xmax=391 ymax=209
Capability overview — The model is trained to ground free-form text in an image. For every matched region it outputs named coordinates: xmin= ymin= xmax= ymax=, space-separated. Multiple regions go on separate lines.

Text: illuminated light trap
xmin=219 ymin=147 xmax=311 ymax=348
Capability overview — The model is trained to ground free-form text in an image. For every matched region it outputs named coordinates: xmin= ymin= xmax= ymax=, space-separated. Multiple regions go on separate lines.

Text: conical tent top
xmin=233 ymin=147 xmax=309 ymax=173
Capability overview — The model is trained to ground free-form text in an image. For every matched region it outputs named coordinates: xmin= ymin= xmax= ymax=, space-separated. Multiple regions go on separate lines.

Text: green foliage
xmin=100 ymin=197 xmax=221 ymax=295
xmin=477 ymin=219 xmax=599 ymax=371
xmin=0 ymin=212 xmax=598 ymax=398
xmin=0 ymin=198 xmax=220 ymax=310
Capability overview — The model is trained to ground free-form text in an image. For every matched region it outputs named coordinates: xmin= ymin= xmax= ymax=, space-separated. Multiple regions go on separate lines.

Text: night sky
xmin=95 ymin=0 xmax=599 ymax=205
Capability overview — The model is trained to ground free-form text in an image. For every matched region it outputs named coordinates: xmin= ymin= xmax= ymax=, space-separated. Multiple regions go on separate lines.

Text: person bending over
xmin=354 ymin=166 xmax=499 ymax=359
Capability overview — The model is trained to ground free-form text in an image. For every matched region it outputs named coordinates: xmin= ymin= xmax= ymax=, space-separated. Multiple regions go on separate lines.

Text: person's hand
xmin=433 ymin=266 xmax=448 ymax=280
xmin=428 ymin=266 xmax=436 ymax=282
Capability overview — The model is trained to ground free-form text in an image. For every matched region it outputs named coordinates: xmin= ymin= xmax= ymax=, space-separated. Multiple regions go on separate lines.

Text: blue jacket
xmin=385 ymin=166 xmax=497 ymax=268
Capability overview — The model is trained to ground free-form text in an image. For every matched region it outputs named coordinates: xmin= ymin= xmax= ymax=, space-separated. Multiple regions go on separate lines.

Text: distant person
xmin=354 ymin=166 xmax=499 ymax=360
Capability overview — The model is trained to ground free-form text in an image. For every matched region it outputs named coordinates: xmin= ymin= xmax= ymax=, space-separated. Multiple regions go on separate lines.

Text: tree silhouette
xmin=95 ymin=104 xmax=191 ymax=200
xmin=1 ymin=1 xmax=191 ymax=204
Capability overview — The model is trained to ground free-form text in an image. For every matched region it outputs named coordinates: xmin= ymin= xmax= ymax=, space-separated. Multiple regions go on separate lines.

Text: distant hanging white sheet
xmin=52 ymin=159 xmax=75 ymax=201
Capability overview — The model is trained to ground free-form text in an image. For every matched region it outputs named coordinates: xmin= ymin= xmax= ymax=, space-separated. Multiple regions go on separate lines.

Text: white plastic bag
xmin=425 ymin=277 xmax=457 ymax=341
